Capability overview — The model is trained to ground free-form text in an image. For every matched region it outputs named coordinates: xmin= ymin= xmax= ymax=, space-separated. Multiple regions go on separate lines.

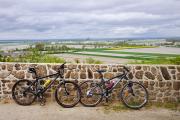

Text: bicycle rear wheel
xmin=120 ymin=81 xmax=148 ymax=109
xmin=55 ymin=81 xmax=81 ymax=108
xmin=12 ymin=79 xmax=36 ymax=106
xmin=79 ymin=80 xmax=103 ymax=107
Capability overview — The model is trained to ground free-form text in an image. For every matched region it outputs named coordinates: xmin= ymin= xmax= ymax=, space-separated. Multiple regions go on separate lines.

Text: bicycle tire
xmin=79 ymin=80 xmax=103 ymax=107
xmin=55 ymin=81 xmax=81 ymax=108
xmin=120 ymin=81 xmax=148 ymax=109
xmin=12 ymin=79 xmax=36 ymax=106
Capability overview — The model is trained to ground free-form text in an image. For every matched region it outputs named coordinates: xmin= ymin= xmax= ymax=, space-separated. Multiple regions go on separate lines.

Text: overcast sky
xmin=0 ymin=0 xmax=180 ymax=40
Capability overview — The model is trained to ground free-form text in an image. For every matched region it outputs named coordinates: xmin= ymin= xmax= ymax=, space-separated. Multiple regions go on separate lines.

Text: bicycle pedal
xmin=39 ymin=99 xmax=46 ymax=106
xmin=40 ymin=102 xmax=46 ymax=106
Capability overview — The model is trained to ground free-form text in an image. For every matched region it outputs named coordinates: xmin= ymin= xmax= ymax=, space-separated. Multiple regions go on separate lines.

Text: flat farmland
xmin=116 ymin=47 xmax=180 ymax=55
xmin=59 ymin=47 xmax=180 ymax=64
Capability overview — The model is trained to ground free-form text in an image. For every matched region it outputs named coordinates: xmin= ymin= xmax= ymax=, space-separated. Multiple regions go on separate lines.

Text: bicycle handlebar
xmin=59 ymin=62 xmax=66 ymax=69
xmin=123 ymin=66 xmax=130 ymax=72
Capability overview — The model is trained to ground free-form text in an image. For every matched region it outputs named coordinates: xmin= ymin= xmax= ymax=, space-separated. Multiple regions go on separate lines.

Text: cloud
xmin=0 ymin=0 xmax=180 ymax=39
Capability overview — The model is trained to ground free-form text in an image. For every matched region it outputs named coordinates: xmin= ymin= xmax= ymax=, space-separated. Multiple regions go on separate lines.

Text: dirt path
xmin=0 ymin=103 xmax=180 ymax=120
xmin=53 ymin=53 xmax=131 ymax=64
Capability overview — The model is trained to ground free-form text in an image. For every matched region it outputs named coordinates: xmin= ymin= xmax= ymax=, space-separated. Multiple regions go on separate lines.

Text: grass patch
xmin=103 ymin=102 xmax=130 ymax=113
xmin=103 ymin=102 xmax=180 ymax=113
xmin=145 ymin=102 xmax=180 ymax=111
xmin=130 ymin=56 xmax=180 ymax=65
xmin=86 ymin=57 xmax=103 ymax=64
xmin=0 ymin=48 xmax=65 ymax=63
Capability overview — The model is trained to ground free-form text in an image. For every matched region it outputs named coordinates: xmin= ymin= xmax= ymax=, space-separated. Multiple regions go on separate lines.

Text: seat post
xmin=99 ymin=73 xmax=103 ymax=79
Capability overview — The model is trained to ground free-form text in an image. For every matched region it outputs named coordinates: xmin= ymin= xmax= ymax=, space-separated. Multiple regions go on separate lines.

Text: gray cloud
xmin=0 ymin=0 xmax=180 ymax=39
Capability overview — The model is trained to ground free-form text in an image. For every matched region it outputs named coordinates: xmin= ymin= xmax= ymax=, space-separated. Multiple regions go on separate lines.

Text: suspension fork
xmin=62 ymin=81 xmax=70 ymax=95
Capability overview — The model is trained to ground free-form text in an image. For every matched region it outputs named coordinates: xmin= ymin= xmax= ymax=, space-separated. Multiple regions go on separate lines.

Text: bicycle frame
xmin=99 ymin=71 xmax=129 ymax=94
xmin=30 ymin=72 xmax=64 ymax=95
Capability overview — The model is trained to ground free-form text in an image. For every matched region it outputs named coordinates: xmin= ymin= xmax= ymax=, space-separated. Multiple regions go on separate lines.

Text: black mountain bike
xmin=12 ymin=63 xmax=81 ymax=108
xmin=80 ymin=66 xmax=148 ymax=109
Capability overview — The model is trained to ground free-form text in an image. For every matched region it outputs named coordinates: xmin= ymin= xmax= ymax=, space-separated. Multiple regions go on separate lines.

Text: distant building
xmin=127 ymin=39 xmax=167 ymax=46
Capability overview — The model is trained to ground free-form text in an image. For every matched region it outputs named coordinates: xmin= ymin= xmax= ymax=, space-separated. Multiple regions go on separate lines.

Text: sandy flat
xmin=110 ymin=47 xmax=180 ymax=55
xmin=0 ymin=45 xmax=29 ymax=51
xmin=52 ymin=53 xmax=131 ymax=64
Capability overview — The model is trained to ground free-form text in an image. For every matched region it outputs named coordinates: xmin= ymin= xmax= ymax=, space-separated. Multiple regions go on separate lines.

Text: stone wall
xmin=0 ymin=63 xmax=180 ymax=103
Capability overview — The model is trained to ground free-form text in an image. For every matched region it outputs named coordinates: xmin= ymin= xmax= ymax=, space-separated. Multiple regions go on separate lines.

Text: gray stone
xmin=87 ymin=69 xmax=93 ymax=79
xmin=143 ymin=81 xmax=148 ymax=88
xmin=151 ymin=67 xmax=157 ymax=75
xmin=157 ymin=93 xmax=163 ymax=97
xmin=36 ymin=65 xmax=47 ymax=77
xmin=14 ymin=71 xmax=25 ymax=79
xmin=65 ymin=71 xmax=71 ymax=79
xmin=145 ymin=72 xmax=155 ymax=80
xmin=128 ymin=72 xmax=133 ymax=79
xmin=1 ymin=64 xmax=6 ymax=70
xmin=159 ymin=82 xmax=165 ymax=87
xmin=135 ymin=71 xmax=143 ymax=79
xmin=157 ymin=74 xmax=163 ymax=81
xmin=173 ymin=81 xmax=180 ymax=90
xmin=7 ymin=64 xmax=13 ymax=71
xmin=80 ymin=72 xmax=86 ymax=79
xmin=0 ymin=71 xmax=11 ymax=79
xmin=171 ymin=70 xmax=176 ymax=74
xmin=70 ymin=72 xmax=78 ymax=79
xmin=168 ymin=66 xmax=175 ymax=69
xmin=94 ymin=73 xmax=101 ymax=79
xmin=166 ymin=82 xmax=172 ymax=88
xmin=15 ymin=64 xmax=21 ymax=70
xmin=164 ymin=91 xmax=171 ymax=96
xmin=104 ymin=73 xmax=114 ymax=79
xmin=68 ymin=65 xmax=77 ymax=69
xmin=177 ymin=66 xmax=180 ymax=72
xmin=177 ymin=73 xmax=180 ymax=80
xmin=160 ymin=67 xmax=171 ymax=80
xmin=135 ymin=66 xmax=141 ymax=70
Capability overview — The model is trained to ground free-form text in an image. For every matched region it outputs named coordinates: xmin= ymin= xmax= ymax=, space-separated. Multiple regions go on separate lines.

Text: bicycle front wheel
xmin=120 ymin=81 xmax=148 ymax=109
xmin=12 ymin=79 xmax=36 ymax=106
xmin=79 ymin=80 xmax=103 ymax=107
xmin=55 ymin=81 xmax=81 ymax=108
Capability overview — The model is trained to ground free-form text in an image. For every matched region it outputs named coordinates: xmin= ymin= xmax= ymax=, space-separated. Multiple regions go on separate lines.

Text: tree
xmin=35 ymin=43 xmax=45 ymax=51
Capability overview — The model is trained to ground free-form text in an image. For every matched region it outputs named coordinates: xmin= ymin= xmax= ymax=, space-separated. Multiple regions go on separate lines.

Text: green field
xmin=68 ymin=48 xmax=180 ymax=64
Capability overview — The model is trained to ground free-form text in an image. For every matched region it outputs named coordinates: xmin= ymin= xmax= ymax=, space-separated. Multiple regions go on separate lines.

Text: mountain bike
xmin=79 ymin=66 xmax=148 ymax=109
xmin=12 ymin=63 xmax=81 ymax=108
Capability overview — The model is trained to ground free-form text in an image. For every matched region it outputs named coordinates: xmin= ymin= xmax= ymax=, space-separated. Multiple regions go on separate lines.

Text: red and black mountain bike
xmin=80 ymin=66 xmax=148 ymax=109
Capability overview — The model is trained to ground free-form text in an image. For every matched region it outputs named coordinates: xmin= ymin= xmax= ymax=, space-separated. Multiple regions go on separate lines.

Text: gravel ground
xmin=0 ymin=103 xmax=180 ymax=120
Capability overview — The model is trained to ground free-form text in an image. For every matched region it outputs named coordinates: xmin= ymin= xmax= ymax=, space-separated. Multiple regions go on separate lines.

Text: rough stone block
xmin=145 ymin=72 xmax=155 ymax=80
xmin=104 ymin=73 xmax=114 ymax=79
xmin=80 ymin=72 xmax=86 ymax=79
xmin=173 ymin=81 xmax=180 ymax=90
xmin=135 ymin=71 xmax=143 ymax=79
xmin=160 ymin=67 xmax=171 ymax=80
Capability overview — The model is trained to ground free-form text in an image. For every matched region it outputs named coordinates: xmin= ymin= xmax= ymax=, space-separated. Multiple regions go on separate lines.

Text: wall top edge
xmin=0 ymin=62 xmax=180 ymax=66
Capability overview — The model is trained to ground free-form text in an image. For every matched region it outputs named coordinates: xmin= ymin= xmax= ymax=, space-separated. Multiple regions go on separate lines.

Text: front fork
xmin=127 ymin=82 xmax=135 ymax=96
xmin=62 ymin=81 xmax=70 ymax=96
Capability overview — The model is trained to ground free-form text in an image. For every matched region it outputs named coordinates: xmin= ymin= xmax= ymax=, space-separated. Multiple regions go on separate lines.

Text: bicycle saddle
xmin=28 ymin=67 xmax=36 ymax=73
xmin=96 ymin=70 xmax=106 ymax=73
